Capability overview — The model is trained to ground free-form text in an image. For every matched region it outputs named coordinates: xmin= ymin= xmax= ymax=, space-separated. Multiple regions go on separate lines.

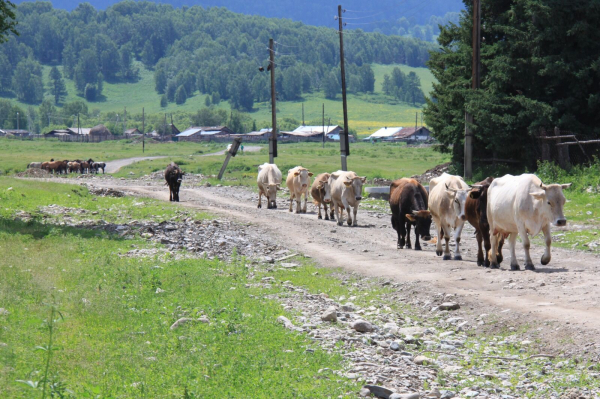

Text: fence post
xmin=554 ymin=126 xmax=571 ymax=169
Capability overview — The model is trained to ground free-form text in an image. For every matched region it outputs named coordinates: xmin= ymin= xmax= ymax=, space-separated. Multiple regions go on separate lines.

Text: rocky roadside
xmin=13 ymin=187 xmax=600 ymax=399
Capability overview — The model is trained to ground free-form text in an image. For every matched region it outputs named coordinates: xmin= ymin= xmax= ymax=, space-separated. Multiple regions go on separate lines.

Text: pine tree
xmin=175 ymin=85 xmax=187 ymax=105
xmin=49 ymin=66 xmax=67 ymax=105
xmin=160 ymin=94 xmax=168 ymax=108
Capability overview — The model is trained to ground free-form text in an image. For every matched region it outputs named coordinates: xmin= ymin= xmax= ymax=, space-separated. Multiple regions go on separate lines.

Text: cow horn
xmin=412 ymin=210 xmax=419 ymax=215
xmin=540 ymin=182 xmax=548 ymax=190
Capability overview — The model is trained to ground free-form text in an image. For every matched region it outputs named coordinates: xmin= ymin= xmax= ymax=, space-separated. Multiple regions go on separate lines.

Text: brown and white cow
xmin=429 ymin=173 xmax=470 ymax=260
xmin=389 ymin=178 xmax=432 ymax=250
xmin=311 ymin=173 xmax=333 ymax=220
xmin=466 ymin=177 xmax=505 ymax=267
xmin=257 ymin=163 xmax=282 ymax=209
xmin=286 ymin=166 xmax=313 ymax=213
xmin=329 ymin=171 xmax=366 ymax=227
xmin=68 ymin=161 xmax=81 ymax=174
xmin=487 ymin=174 xmax=570 ymax=271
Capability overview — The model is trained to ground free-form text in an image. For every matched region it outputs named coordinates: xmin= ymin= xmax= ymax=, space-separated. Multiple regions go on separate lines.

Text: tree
xmin=166 ymin=80 xmax=177 ymax=102
xmin=405 ymin=71 xmax=424 ymax=105
xmin=38 ymin=99 xmax=56 ymax=128
xmin=62 ymin=100 xmax=88 ymax=118
xmin=160 ymin=94 xmax=167 ymax=108
xmin=193 ymin=107 xmax=227 ymax=126
xmin=0 ymin=0 xmax=18 ymax=43
xmin=12 ymin=58 xmax=44 ymax=104
xmin=175 ymin=85 xmax=187 ymax=104
xmin=204 ymin=95 xmax=211 ymax=107
xmin=49 ymin=66 xmax=67 ymax=105
xmin=0 ymin=53 xmax=11 ymax=91
xmin=282 ymin=67 xmax=302 ymax=100
xmin=323 ymin=72 xmax=339 ymax=100
xmin=74 ymin=49 xmax=99 ymax=93
xmin=155 ymin=68 xmax=167 ymax=94
xmin=228 ymin=77 xmax=253 ymax=111
xmin=359 ymin=64 xmax=375 ymax=93
xmin=84 ymin=84 xmax=97 ymax=101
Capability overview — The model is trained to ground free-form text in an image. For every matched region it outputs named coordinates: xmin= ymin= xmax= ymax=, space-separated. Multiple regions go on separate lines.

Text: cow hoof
xmin=347 ymin=220 xmax=352 ymax=226
xmin=477 ymin=260 xmax=484 ymax=266
xmin=443 ymin=254 xmax=452 ymax=260
xmin=436 ymin=250 xmax=443 ymax=256
xmin=484 ymin=260 xmax=490 ymax=267
xmin=541 ymin=256 xmax=550 ymax=265
xmin=510 ymin=264 xmax=521 ymax=271
xmin=453 ymin=255 xmax=462 ymax=261
xmin=414 ymin=246 xmax=422 ymax=251
xmin=325 ymin=216 xmax=329 ymax=220
xmin=397 ymin=245 xmax=404 ymax=249
xmin=318 ymin=215 xmax=322 ymax=219
xmin=525 ymin=264 xmax=536 ymax=271
xmin=337 ymin=221 xmax=343 ymax=226
xmin=497 ymin=255 xmax=504 ymax=264
xmin=257 ymin=204 xmax=262 ymax=209
xmin=490 ymin=263 xmax=500 ymax=269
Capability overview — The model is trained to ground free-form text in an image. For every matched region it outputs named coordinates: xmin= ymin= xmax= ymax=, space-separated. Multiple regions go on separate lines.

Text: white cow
xmin=487 ymin=174 xmax=570 ymax=271
xmin=329 ymin=171 xmax=366 ymax=226
xmin=429 ymin=173 xmax=470 ymax=260
xmin=286 ymin=166 xmax=313 ymax=213
xmin=257 ymin=163 xmax=282 ymax=209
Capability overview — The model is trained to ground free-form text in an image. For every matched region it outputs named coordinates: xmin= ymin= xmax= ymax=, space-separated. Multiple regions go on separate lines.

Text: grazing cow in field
xmin=311 ymin=173 xmax=333 ymax=220
xmin=46 ymin=160 xmax=68 ymax=174
xmin=68 ymin=162 xmax=81 ymax=174
xmin=429 ymin=173 xmax=470 ymax=260
xmin=487 ymin=174 xmax=570 ymax=271
xmin=389 ymin=178 xmax=432 ymax=250
xmin=329 ymin=171 xmax=366 ymax=227
xmin=257 ymin=163 xmax=282 ymax=209
xmin=80 ymin=160 xmax=90 ymax=174
xmin=164 ymin=162 xmax=184 ymax=202
xmin=286 ymin=166 xmax=313 ymax=213
xmin=28 ymin=162 xmax=42 ymax=169
xmin=466 ymin=177 xmax=505 ymax=267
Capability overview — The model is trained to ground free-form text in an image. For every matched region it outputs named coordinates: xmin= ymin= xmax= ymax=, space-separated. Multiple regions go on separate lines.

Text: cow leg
xmin=442 ymin=225 xmax=452 ymax=260
xmin=257 ymin=190 xmax=263 ymax=209
xmin=490 ymin=231 xmax=500 ymax=269
xmin=289 ymin=193 xmax=294 ymax=212
xmin=334 ymin=202 xmax=343 ymax=226
xmin=414 ymin=223 xmax=423 ymax=251
xmin=329 ymin=205 xmax=335 ymax=220
xmin=352 ymin=204 xmax=358 ymax=227
xmin=476 ymin=230 xmax=484 ymax=266
xmin=497 ymin=236 xmax=505 ymax=264
xmin=453 ymin=221 xmax=464 ymax=260
xmin=341 ymin=198 xmax=352 ymax=226
xmin=518 ymin=225 xmax=535 ymax=270
xmin=317 ymin=203 xmax=323 ymax=219
xmin=434 ymin=216 xmax=444 ymax=256
xmin=324 ymin=203 xmax=330 ymax=220
xmin=397 ymin=217 xmax=406 ymax=249
xmin=541 ymin=224 xmax=552 ymax=266
xmin=508 ymin=232 xmax=520 ymax=271
xmin=405 ymin=222 xmax=412 ymax=249
xmin=301 ymin=192 xmax=307 ymax=213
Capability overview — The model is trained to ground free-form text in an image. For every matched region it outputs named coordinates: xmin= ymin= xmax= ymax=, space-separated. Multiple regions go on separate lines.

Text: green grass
xmin=0 ymin=177 xmax=361 ymax=398
xmin=0 ymin=137 xmax=223 ymax=175
xmin=114 ymin=142 xmax=451 ymax=185
xmin=8 ymin=63 xmax=434 ymax=135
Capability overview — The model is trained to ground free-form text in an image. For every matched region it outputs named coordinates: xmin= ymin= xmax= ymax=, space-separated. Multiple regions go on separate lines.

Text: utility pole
xmin=124 ymin=107 xmax=127 ymax=134
xmin=415 ymin=112 xmax=418 ymax=131
xmin=142 ymin=107 xmax=145 ymax=153
xmin=464 ymin=0 xmax=481 ymax=180
xmin=16 ymin=111 xmax=19 ymax=131
xmin=269 ymin=38 xmax=277 ymax=163
xmin=322 ymin=103 xmax=325 ymax=149
xmin=302 ymin=103 xmax=305 ymax=126
xmin=338 ymin=4 xmax=350 ymax=171
xmin=77 ymin=113 xmax=80 ymax=135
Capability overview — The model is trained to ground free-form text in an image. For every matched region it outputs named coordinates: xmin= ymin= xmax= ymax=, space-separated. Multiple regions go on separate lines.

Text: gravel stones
xmin=321 ymin=306 xmax=338 ymax=322
xmin=413 ymin=355 xmax=433 ymax=365
xmin=439 ymin=302 xmax=460 ymax=311
xmin=352 ymin=319 xmax=374 ymax=333
xmin=390 ymin=393 xmax=420 ymax=399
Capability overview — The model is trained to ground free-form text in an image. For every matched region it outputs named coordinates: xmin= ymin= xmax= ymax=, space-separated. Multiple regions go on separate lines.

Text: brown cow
xmin=310 ymin=173 xmax=333 ymax=220
xmin=466 ymin=177 xmax=504 ymax=267
xmin=389 ymin=178 xmax=432 ymax=250
xmin=165 ymin=162 xmax=184 ymax=202
xmin=46 ymin=160 xmax=68 ymax=174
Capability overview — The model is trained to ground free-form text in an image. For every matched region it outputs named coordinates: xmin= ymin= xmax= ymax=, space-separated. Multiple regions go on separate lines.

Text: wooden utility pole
xmin=302 ymin=103 xmax=305 ymax=126
xmin=269 ymin=38 xmax=277 ymax=163
xmin=142 ymin=107 xmax=145 ymax=153
xmin=338 ymin=5 xmax=349 ymax=171
xmin=464 ymin=0 xmax=481 ymax=180
xmin=124 ymin=106 xmax=127 ymax=134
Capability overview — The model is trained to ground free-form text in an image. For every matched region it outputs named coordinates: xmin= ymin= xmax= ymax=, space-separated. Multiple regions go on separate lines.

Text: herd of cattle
xmin=163 ymin=161 xmax=570 ymax=271
xmin=253 ymin=163 xmax=571 ymax=271
xmin=28 ymin=159 xmax=107 ymax=174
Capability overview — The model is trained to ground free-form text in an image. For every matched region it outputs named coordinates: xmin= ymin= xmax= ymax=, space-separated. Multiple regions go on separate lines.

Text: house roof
xmin=241 ymin=129 xmax=272 ymax=136
xmin=67 ymin=127 xmax=92 ymax=135
xmin=1 ymin=129 xmax=31 ymax=135
xmin=293 ymin=125 xmax=340 ymax=135
xmin=177 ymin=126 xmax=231 ymax=137
xmin=125 ymin=128 xmax=140 ymax=134
xmin=392 ymin=127 xmax=431 ymax=139
xmin=369 ymin=127 xmax=403 ymax=138
xmin=177 ymin=127 xmax=203 ymax=137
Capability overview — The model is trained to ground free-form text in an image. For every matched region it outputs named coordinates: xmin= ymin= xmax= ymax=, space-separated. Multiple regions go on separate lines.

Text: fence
xmin=536 ymin=127 xmax=600 ymax=168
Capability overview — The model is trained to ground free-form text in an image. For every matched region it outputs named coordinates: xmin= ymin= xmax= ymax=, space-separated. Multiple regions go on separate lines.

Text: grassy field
xmin=114 ymin=142 xmax=450 ymax=185
xmin=0 ymin=177 xmax=367 ymax=398
xmin=0 ymin=138 xmax=222 ymax=175
xmin=7 ymin=63 xmax=434 ymax=135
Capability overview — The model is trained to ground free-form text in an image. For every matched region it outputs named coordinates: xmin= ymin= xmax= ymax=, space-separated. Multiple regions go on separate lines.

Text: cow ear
xmin=343 ymin=181 xmax=352 ymax=187
xmin=405 ymin=214 xmax=416 ymax=222
xmin=317 ymin=184 xmax=323 ymax=189
xmin=331 ymin=173 xmax=340 ymax=179
xmin=469 ymin=190 xmax=481 ymax=199
xmin=561 ymin=183 xmax=572 ymax=190
xmin=294 ymin=172 xmax=300 ymax=176
xmin=361 ymin=176 xmax=367 ymax=183
xmin=530 ymin=191 xmax=545 ymax=200
xmin=308 ymin=172 xmax=314 ymax=177
xmin=540 ymin=182 xmax=548 ymax=190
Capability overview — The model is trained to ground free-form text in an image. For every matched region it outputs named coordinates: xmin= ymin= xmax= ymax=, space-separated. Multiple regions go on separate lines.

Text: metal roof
xmin=177 ymin=128 xmax=203 ymax=137
xmin=293 ymin=125 xmax=340 ymax=135
xmin=368 ymin=127 xmax=403 ymax=138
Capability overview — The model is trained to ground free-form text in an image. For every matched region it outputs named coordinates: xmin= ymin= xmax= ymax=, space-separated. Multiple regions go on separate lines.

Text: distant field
xmin=7 ymin=63 xmax=435 ymax=136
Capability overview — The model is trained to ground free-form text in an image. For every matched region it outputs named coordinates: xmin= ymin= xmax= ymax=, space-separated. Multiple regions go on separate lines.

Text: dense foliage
xmin=382 ymin=67 xmax=425 ymax=105
xmin=0 ymin=1 xmax=433 ymax=109
xmin=424 ymin=0 xmax=600 ymax=168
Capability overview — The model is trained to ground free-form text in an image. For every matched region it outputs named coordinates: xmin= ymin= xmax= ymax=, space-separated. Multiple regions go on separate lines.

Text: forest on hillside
xmin=0 ymin=1 xmax=432 ymax=125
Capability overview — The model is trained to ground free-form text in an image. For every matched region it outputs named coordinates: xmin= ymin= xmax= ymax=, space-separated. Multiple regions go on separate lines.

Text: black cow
xmin=390 ymin=178 xmax=432 ymax=250
xmin=165 ymin=162 xmax=184 ymax=202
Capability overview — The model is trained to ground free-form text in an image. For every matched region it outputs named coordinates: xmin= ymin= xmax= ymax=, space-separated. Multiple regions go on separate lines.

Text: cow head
xmin=344 ymin=175 xmax=367 ymax=201
xmin=446 ymin=183 xmax=469 ymax=221
xmin=531 ymin=182 xmax=571 ymax=226
xmin=317 ymin=178 xmax=332 ymax=203
xmin=293 ymin=168 xmax=313 ymax=189
xmin=266 ymin=183 xmax=280 ymax=208
xmin=406 ymin=210 xmax=432 ymax=240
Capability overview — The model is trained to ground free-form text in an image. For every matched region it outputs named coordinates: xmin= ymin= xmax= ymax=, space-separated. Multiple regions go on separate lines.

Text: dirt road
xmin=103 ymin=146 xmax=263 ymax=174
xmin=91 ymin=181 xmax=599 ymax=348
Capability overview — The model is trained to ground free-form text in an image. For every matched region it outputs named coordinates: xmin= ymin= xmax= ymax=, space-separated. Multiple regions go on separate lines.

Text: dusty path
xmin=92 ymin=181 xmax=600 ymax=345
xmin=104 ymin=146 xmax=263 ymax=174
